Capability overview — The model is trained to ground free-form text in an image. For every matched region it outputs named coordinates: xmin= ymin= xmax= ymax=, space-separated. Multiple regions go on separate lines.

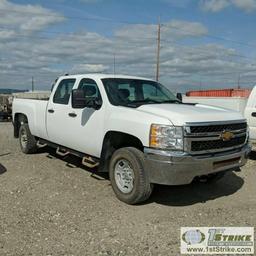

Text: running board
xmin=82 ymin=156 xmax=99 ymax=168
xmin=56 ymin=147 xmax=70 ymax=157
xmin=37 ymin=141 xmax=47 ymax=148
xmin=38 ymin=139 xmax=100 ymax=168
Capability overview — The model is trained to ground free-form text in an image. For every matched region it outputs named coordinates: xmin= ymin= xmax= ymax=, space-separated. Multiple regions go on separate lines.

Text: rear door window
xmin=53 ymin=79 xmax=76 ymax=105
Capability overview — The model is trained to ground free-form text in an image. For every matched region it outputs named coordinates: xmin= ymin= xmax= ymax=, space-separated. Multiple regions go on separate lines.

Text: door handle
xmin=68 ymin=112 xmax=77 ymax=118
xmin=48 ymin=109 xmax=54 ymax=113
xmin=252 ymin=112 xmax=256 ymax=117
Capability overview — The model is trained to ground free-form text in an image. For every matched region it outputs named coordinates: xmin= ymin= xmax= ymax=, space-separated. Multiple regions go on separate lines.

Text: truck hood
xmin=137 ymin=103 xmax=245 ymax=126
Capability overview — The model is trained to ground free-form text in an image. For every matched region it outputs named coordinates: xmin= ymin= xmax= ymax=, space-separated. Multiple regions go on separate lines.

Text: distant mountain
xmin=0 ymin=89 xmax=27 ymax=94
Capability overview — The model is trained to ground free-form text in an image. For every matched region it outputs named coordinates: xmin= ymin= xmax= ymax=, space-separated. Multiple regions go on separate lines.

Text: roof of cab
xmin=58 ymin=73 xmax=155 ymax=81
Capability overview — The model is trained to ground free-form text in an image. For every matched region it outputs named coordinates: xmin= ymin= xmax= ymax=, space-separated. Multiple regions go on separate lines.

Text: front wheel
xmin=109 ymin=147 xmax=153 ymax=205
xmin=19 ymin=123 xmax=38 ymax=154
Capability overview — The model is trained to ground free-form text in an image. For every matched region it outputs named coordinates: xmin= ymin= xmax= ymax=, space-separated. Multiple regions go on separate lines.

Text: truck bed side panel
xmin=13 ymin=98 xmax=49 ymax=139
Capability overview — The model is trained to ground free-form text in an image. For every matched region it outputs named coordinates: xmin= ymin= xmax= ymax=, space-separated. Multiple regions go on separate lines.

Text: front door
xmin=64 ymin=78 xmax=106 ymax=157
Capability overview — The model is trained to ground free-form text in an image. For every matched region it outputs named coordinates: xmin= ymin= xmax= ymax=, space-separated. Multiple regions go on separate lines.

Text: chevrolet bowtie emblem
xmin=220 ymin=131 xmax=234 ymax=141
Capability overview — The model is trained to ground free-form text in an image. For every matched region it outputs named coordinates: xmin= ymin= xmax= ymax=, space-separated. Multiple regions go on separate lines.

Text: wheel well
xmin=14 ymin=113 xmax=28 ymax=138
xmin=99 ymin=131 xmax=144 ymax=172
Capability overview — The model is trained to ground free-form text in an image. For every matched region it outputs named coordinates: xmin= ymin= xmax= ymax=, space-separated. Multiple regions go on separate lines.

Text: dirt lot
xmin=0 ymin=122 xmax=255 ymax=256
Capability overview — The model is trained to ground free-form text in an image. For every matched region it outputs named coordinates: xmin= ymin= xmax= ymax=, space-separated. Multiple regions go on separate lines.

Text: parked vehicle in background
xmin=0 ymin=94 xmax=12 ymax=121
xmin=12 ymin=91 xmax=51 ymax=100
xmin=12 ymin=74 xmax=251 ymax=204
xmin=182 ymin=86 xmax=256 ymax=142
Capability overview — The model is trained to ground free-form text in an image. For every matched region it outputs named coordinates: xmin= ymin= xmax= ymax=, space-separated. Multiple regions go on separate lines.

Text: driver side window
xmin=78 ymin=78 xmax=102 ymax=102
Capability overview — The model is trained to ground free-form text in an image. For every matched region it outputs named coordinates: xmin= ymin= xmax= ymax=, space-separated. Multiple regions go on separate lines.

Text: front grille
xmin=190 ymin=122 xmax=247 ymax=134
xmin=191 ymin=135 xmax=246 ymax=152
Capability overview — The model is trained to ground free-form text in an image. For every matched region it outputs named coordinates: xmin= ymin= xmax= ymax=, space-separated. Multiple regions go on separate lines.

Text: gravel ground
xmin=0 ymin=122 xmax=255 ymax=256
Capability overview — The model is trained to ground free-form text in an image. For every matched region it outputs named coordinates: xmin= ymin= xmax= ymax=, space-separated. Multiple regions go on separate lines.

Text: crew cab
xmin=12 ymin=74 xmax=251 ymax=204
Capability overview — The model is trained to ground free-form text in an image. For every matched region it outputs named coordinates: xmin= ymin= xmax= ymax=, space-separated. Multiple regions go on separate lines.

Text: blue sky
xmin=1 ymin=0 xmax=256 ymax=91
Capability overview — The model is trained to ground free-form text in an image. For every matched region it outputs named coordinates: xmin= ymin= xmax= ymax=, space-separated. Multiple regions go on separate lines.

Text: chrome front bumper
xmin=144 ymin=144 xmax=251 ymax=185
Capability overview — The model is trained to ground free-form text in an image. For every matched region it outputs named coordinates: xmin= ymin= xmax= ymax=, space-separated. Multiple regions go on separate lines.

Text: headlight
xmin=150 ymin=124 xmax=184 ymax=150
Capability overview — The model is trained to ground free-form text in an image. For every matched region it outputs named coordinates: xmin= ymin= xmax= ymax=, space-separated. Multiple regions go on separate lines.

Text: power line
xmin=198 ymin=69 xmax=256 ymax=76
xmin=1 ymin=6 xmax=256 ymax=51
xmin=0 ymin=9 xmax=255 ymax=65
xmin=0 ymin=31 xmax=254 ymax=68
xmin=0 ymin=29 xmax=159 ymax=47
xmin=161 ymin=39 xmax=256 ymax=63
xmin=0 ymin=8 xmax=153 ymax=26
xmin=163 ymin=23 xmax=256 ymax=49
xmin=1 ymin=28 xmax=255 ymax=68
xmin=0 ymin=26 xmax=158 ymax=41
xmin=176 ymin=78 xmax=256 ymax=86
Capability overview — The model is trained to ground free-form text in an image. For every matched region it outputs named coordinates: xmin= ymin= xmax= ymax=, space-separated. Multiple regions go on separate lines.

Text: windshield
xmin=101 ymin=78 xmax=180 ymax=107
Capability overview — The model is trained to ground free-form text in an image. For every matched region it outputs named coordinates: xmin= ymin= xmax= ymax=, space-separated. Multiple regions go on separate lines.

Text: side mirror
xmin=176 ymin=93 xmax=182 ymax=102
xmin=71 ymin=89 xmax=102 ymax=110
xmin=71 ymin=89 xmax=87 ymax=109
xmin=86 ymin=98 xmax=102 ymax=110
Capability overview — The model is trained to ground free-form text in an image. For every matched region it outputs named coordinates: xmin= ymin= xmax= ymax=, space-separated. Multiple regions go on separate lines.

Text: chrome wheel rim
xmin=114 ymin=159 xmax=135 ymax=194
xmin=20 ymin=129 xmax=28 ymax=148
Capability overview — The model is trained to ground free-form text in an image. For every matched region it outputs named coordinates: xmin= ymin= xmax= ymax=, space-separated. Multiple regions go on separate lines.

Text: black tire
xmin=19 ymin=123 xmax=38 ymax=154
xmin=200 ymin=172 xmax=226 ymax=184
xmin=109 ymin=147 xmax=153 ymax=205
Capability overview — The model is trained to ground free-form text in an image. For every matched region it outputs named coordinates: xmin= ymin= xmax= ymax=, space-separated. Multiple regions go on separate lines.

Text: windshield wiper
xmin=159 ymin=99 xmax=181 ymax=104
xmin=132 ymin=98 xmax=161 ymax=104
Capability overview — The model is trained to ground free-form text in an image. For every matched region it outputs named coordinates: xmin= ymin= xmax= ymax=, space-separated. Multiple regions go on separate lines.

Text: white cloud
xmin=232 ymin=0 xmax=256 ymax=12
xmin=161 ymin=0 xmax=192 ymax=8
xmin=0 ymin=30 xmax=16 ymax=40
xmin=200 ymin=0 xmax=230 ymax=12
xmin=200 ymin=0 xmax=256 ymax=12
xmin=163 ymin=20 xmax=208 ymax=38
xmin=114 ymin=20 xmax=208 ymax=42
xmin=0 ymin=0 xmax=64 ymax=35
xmin=79 ymin=0 xmax=102 ymax=3
xmin=71 ymin=64 xmax=109 ymax=73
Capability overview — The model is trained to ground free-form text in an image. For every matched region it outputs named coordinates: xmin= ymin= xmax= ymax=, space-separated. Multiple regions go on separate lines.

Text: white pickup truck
xmin=13 ymin=74 xmax=251 ymax=204
xmin=182 ymin=86 xmax=256 ymax=142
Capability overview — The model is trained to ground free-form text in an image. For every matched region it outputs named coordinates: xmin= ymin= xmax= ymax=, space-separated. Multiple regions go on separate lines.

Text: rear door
xmin=46 ymin=78 xmax=77 ymax=147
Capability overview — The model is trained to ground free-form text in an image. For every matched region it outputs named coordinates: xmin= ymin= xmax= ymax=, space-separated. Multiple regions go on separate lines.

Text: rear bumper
xmin=144 ymin=144 xmax=251 ymax=185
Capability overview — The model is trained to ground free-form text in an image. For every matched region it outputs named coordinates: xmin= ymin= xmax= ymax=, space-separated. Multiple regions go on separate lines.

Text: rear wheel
xmin=19 ymin=123 xmax=38 ymax=154
xmin=109 ymin=147 xmax=153 ymax=205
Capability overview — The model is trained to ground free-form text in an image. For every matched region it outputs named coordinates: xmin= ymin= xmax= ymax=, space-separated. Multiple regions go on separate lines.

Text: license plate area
xmin=213 ymin=157 xmax=241 ymax=170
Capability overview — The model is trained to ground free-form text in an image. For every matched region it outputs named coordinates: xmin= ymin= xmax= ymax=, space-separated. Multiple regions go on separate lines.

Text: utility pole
xmin=156 ymin=17 xmax=161 ymax=81
xmin=32 ymin=76 xmax=34 ymax=92
xmin=237 ymin=73 xmax=241 ymax=89
xmin=113 ymin=53 xmax=116 ymax=75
